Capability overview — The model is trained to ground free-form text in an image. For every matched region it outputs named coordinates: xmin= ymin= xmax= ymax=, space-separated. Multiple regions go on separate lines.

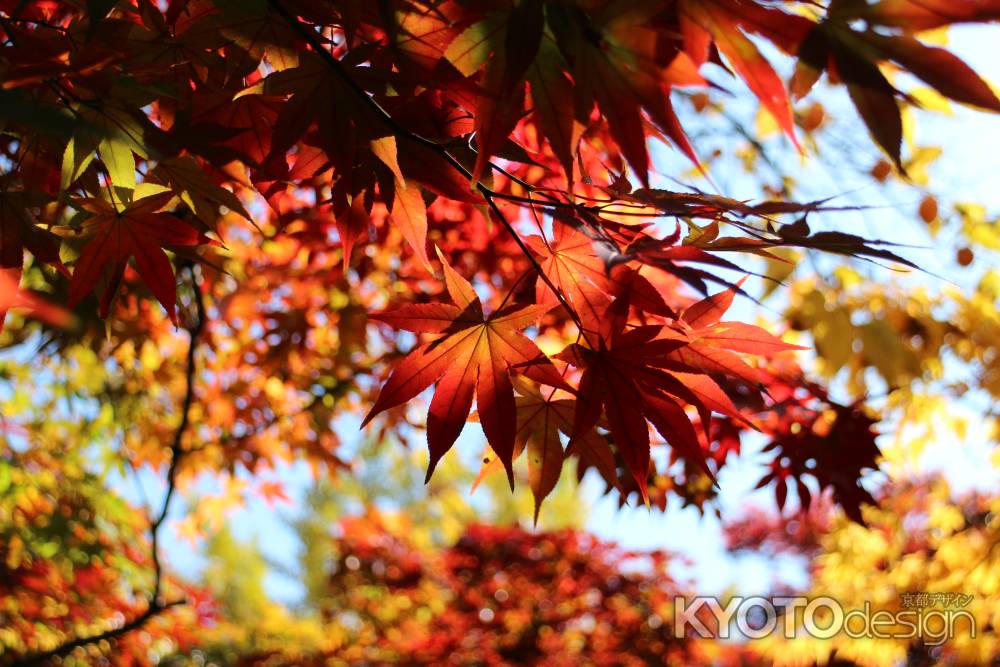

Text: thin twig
xmin=479 ymin=190 xmax=590 ymax=338
xmin=151 ymin=262 xmax=205 ymax=602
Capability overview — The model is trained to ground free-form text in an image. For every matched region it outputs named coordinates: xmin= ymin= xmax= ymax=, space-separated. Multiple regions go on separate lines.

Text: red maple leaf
xmin=68 ymin=192 xmax=207 ymax=322
xmin=363 ymin=248 xmax=571 ymax=483
xmin=660 ymin=280 xmax=806 ymax=386
xmin=557 ymin=283 xmax=802 ymax=502
xmin=556 ymin=321 xmax=717 ymax=503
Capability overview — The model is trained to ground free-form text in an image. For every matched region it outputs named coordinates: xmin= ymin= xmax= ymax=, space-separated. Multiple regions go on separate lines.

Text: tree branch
xmin=266 ymin=0 xmax=590 ymax=336
xmin=10 ymin=600 xmax=186 ymax=667
xmin=10 ymin=264 xmax=205 ymax=667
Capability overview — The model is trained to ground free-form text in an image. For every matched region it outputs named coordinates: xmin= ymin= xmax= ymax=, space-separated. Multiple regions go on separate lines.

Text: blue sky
xmin=118 ymin=25 xmax=1000 ymax=606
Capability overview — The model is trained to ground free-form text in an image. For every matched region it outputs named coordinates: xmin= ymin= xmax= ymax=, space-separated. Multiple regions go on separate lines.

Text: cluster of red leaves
xmin=708 ymin=358 xmax=884 ymax=523
xmin=269 ymin=515 xmax=759 ymax=666
xmin=1 ymin=0 xmax=999 ymax=522
xmin=723 ymin=494 xmax=835 ymax=557
xmin=367 ymin=252 xmax=808 ymax=513
xmin=570 ymin=352 xmax=882 ymax=521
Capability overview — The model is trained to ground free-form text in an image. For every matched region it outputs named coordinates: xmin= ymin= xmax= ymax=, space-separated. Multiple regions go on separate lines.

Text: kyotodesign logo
xmin=673 ymin=594 xmax=976 ymax=646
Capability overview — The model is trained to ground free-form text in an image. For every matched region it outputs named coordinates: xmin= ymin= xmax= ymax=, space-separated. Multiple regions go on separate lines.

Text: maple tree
xmin=725 ymin=475 xmax=1000 ymax=666
xmin=254 ymin=514 xmax=744 ymax=665
xmin=2 ymin=0 xmax=1000 ymax=662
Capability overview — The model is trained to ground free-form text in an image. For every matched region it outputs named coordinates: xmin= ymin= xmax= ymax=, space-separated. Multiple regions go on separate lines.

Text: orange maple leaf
xmin=363 ymin=248 xmax=571 ymax=484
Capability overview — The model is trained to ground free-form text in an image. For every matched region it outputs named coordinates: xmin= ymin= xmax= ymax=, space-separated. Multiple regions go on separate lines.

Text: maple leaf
xmin=387 ymin=177 xmax=432 ymax=271
xmin=546 ymin=3 xmax=701 ymax=184
xmin=862 ymin=33 xmax=1000 ymax=113
xmin=191 ymin=93 xmax=281 ymax=168
xmin=713 ymin=0 xmax=815 ymax=55
xmin=472 ymin=377 xmax=577 ymax=522
xmin=626 ymin=232 xmax=750 ymax=296
xmin=334 ymin=191 xmax=370 ymax=270
xmin=154 ymin=156 xmax=252 ymax=232
xmin=527 ymin=40 xmax=582 ymax=180
xmin=758 ymin=403 xmax=881 ymax=524
xmin=67 ymin=192 xmax=208 ymax=322
xmin=363 ymin=248 xmax=571 ymax=484
xmin=556 ymin=322 xmax=719 ymax=503
xmin=568 ymin=427 xmax=624 ymax=497
xmin=238 ymin=52 xmax=369 ymax=160
xmin=833 ymin=38 xmax=906 ymax=171
xmin=61 ymin=104 xmax=149 ymax=194
xmin=0 ymin=268 xmax=73 ymax=333
xmin=774 ymin=217 xmax=920 ymax=268
xmin=680 ymin=0 xmax=801 ymax=149
xmin=463 ymin=0 xmax=543 ymax=184
xmin=791 ymin=20 xmax=1000 ymax=170
xmin=857 ymin=0 xmax=1000 ymax=31
xmin=555 ymin=280 xmax=804 ymax=502
xmin=661 ymin=281 xmax=807 ymax=387
xmin=527 ymin=224 xmax=613 ymax=333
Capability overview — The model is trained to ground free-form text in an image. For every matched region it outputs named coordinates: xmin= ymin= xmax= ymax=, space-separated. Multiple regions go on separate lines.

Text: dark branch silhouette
xmin=9 ymin=264 xmax=205 ymax=667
